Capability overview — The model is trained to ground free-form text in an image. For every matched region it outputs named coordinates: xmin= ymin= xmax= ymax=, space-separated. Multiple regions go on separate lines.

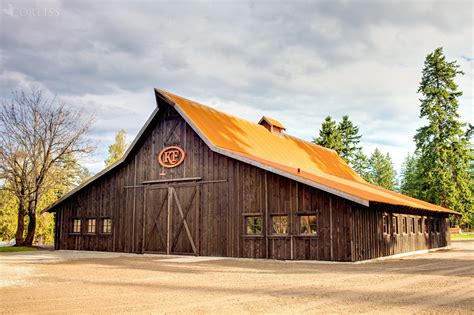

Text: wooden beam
xmin=264 ymin=171 xmax=269 ymax=259
xmin=132 ymin=157 xmax=137 ymax=253
xmin=142 ymin=177 xmax=201 ymax=184
xmin=166 ymin=187 xmax=172 ymax=255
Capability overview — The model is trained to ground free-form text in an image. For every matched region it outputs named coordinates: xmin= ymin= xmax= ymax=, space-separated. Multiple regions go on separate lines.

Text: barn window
xmin=402 ymin=216 xmax=408 ymax=234
xmin=391 ymin=215 xmax=399 ymax=234
xmin=430 ymin=218 xmax=436 ymax=234
xmin=411 ymin=217 xmax=416 ymax=234
xmin=299 ymin=215 xmax=317 ymax=235
xmin=417 ymin=218 xmax=422 ymax=233
xmin=425 ymin=218 xmax=430 ymax=234
xmin=245 ymin=216 xmax=262 ymax=235
xmin=271 ymin=215 xmax=289 ymax=235
xmin=72 ymin=218 xmax=81 ymax=233
xmin=86 ymin=218 xmax=96 ymax=234
xmin=434 ymin=219 xmax=440 ymax=233
xmin=382 ymin=214 xmax=389 ymax=234
xmin=101 ymin=218 xmax=112 ymax=234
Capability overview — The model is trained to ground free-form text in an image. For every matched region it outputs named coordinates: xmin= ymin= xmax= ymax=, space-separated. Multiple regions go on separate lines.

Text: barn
xmin=43 ymin=89 xmax=459 ymax=261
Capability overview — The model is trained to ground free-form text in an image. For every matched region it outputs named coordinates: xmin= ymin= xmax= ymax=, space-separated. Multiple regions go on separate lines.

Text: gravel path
xmin=1 ymin=241 xmax=473 ymax=314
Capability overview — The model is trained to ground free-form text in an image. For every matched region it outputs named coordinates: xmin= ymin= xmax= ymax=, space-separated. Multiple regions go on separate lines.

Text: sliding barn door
xmin=144 ymin=187 xmax=169 ymax=253
xmin=143 ymin=185 xmax=199 ymax=255
xmin=169 ymin=185 xmax=199 ymax=255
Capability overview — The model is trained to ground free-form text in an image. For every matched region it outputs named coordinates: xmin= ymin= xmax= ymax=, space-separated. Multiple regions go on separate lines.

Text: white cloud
xmin=0 ymin=0 xmax=472 ymax=175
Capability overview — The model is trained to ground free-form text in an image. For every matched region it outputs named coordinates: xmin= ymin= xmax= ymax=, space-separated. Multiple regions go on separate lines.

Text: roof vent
xmin=258 ymin=116 xmax=286 ymax=136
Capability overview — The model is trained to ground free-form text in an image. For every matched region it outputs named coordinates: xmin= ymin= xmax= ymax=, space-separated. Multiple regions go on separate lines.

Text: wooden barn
xmin=43 ymin=89 xmax=459 ymax=261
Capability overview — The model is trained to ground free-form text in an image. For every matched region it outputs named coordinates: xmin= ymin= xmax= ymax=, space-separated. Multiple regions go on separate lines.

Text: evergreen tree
xmin=351 ymin=148 xmax=370 ymax=181
xmin=366 ymin=148 xmax=397 ymax=190
xmin=313 ymin=116 xmax=343 ymax=153
xmin=400 ymin=153 xmax=421 ymax=198
xmin=314 ymin=115 xmax=367 ymax=179
xmin=105 ymin=129 xmax=129 ymax=167
xmin=337 ymin=115 xmax=362 ymax=164
xmin=414 ymin=47 xmax=473 ymax=225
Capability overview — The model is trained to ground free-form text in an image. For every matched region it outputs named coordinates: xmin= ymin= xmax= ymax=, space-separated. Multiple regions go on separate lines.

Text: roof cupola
xmin=258 ymin=116 xmax=286 ymax=136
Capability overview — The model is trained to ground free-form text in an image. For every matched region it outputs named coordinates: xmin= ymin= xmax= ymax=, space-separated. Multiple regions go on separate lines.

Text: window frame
xmin=410 ymin=217 xmax=416 ymax=234
xmin=299 ymin=214 xmax=317 ymax=236
xmin=382 ymin=213 xmax=389 ymax=235
xmin=270 ymin=215 xmax=289 ymax=235
xmin=424 ymin=218 xmax=430 ymax=234
xmin=417 ymin=217 xmax=423 ymax=234
xmin=244 ymin=215 xmax=263 ymax=236
xmin=100 ymin=217 xmax=113 ymax=235
xmin=434 ymin=218 xmax=440 ymax=234
xmin=71 ymin=218 xmax=82 ymax=235
xmin=85 ymin=218 xmax=97 ymax=235
xmin=391 ymin=215 xmax=399 ymax=235
xmin=402 ymin=216 xmax=408 ymax=234
xmin=430 ymin=218 xmax=436 ymax=235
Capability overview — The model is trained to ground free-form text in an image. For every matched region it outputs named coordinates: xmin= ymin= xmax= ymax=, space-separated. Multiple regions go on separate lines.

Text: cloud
xmin=0 ymin=0 xmax=472 ymax=174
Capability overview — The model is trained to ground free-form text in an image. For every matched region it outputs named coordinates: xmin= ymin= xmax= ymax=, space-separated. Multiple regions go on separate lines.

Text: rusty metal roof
xmin=157 ymin=89 xmax=459 ymax=215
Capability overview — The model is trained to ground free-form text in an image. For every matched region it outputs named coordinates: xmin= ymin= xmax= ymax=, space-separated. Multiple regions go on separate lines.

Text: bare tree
xmin=0 ymin=89 xmax=95 ymax=246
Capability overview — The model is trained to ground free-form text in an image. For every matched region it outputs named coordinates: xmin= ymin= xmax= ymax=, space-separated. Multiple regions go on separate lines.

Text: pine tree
xmin=414 ymin=47 xmax=473 ymax=225
xmin=366 ymin=148 xmax=397 ymax=190
xmin=351 ymin=148 xmax=370 ymax=181
xmin=400 ymin=153 xmax=421 ymax=198
xmin=105 ymin=129 xmax=128 ymax=167
xmin=313 ymin=116 xmax=343 ymax=153
xmin=337 ymin=115 xmax=362 ymax=164
xmin=314 ymin=116 xmax=369 ymax=180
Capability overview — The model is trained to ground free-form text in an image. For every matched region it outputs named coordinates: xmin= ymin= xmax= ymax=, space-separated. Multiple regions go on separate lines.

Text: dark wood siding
xmin=53 ymin=101 xmax=451 ymax=261
xmin=351 ymin=204 xmax=449 ymax=261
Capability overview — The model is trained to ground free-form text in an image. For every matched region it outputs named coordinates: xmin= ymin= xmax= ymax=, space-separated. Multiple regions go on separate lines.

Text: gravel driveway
xmin=1 ymin=241 xmax=473 ymax=314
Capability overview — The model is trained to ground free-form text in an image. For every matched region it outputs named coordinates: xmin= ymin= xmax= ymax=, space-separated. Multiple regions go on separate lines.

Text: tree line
xmin=0 ymin=47 xmax=472 ymax=245
xmin=313 ymin=48 xmax=473 ymax=226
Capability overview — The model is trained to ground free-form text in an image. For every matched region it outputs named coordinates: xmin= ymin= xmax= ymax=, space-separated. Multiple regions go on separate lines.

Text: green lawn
xmin=0 ymin=246 xmax=38 ymax=253
xmin=451 ymin=233 xmax=474 ymax=240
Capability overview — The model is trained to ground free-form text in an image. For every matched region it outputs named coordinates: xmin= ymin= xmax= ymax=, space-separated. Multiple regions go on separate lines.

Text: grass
xmin=0 ymin=246 xmax=38 ymax=253
xmin=451 ymin=233 xmax=474 ymax=240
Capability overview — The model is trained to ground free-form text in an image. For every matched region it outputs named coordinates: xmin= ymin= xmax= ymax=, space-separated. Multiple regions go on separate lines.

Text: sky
xmin=1 ymin=0 xmax=472 ymax=176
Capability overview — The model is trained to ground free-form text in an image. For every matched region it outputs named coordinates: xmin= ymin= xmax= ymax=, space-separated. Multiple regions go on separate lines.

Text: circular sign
xmin=158 ymin=146 xmax=185 ymax=168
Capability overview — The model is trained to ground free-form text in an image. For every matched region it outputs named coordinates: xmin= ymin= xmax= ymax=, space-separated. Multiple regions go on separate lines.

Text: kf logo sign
xmin=158 ymin=146 xmax=185 ymax=168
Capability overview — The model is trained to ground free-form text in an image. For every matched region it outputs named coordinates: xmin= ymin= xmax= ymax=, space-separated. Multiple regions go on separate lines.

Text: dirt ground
xmin=1 ymin=241 xmax=473 ymax=314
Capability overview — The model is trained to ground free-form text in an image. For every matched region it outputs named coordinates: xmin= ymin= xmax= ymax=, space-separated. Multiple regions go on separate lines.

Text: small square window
xmin=434 ymin=219 xmax=440 ymax=233
xmin=101 ymin=218 xmax=112 ymax=234
xmin=382 ymin=214 xmax=389 ymax=234
xmin=86 ymin=218 xmax=96 ymax=234
xmin=245 ymin=216 xmax=262 ymax=235
xmin=299 ymin=215 xmax=317 ymax=235
xmin=392 ymin=216 xmax=399 ymax=234
xmin=72 ymin=219 xmax=81 ymax=233
xmin=271 ymin=215 xmax=289 ymax=235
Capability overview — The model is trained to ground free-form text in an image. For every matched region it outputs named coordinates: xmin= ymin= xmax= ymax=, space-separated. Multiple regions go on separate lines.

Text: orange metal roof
xmin=259 ymin=116 xmax=286 ymax=130
xmin=157 ymin=89 xmax=459 ymax=215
